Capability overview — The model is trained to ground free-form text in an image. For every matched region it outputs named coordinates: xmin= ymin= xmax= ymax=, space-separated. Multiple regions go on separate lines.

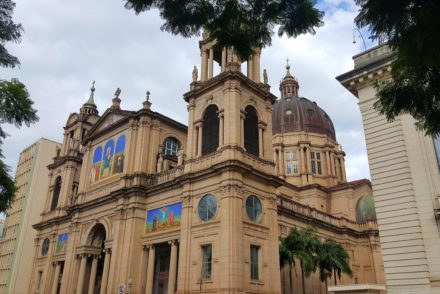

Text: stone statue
xmin=192 ymin=66 xmax=198 ymax=82
xmin=263 ymin=69 xmax=268 ymax=84
xmin=114 ymin=87 xmax=121 ymax=98
xmin=177 ymin=147 xmax=184 ymax=165
xmin=55 ymin=145 xmax=61 ymax=157
xmin=157 ymin=154 xmax=163 ymax=173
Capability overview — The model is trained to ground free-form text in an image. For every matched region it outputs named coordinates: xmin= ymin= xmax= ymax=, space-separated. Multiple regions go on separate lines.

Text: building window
xmin=202 ymin=105 xmax=219 ymax=155
xmin=201 ymin=245 xmax=212 ymax=279
xmin=250 ymin=245 xmax=259 ymax=280
xmin=198 ymin=194 xmax=217 ymax=221
xmin=311 ymin=152 xmax=322 ymax=175
xmin=50 ymin=176 xmax=62 ymax=210
xmin=244 ymin=106 xmax=259 ymax=157
xmin=285 ymin=151 xmax=299 ymax=174
xmin=41 ymin=238 xmax=50 ymax=256
xmin=434 ymin=135 xmax=440 ymax=167
xmin=246 ymin=195 xmax=262 ymax=222
xmin=163 ymin=137 xmax=180 ymax=156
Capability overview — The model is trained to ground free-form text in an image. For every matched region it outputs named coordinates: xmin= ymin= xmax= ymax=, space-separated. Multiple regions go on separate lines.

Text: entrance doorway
xmin=86 ymin=223 xmax=106 ymax=294
xmin=153 ymin=244 xmax=171 ymax=294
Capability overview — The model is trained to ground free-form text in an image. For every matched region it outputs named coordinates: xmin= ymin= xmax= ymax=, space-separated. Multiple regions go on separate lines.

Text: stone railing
xmin=277 ymin=196 xmax=378 ymax=233
xmin=152 ymin=166 xmax=184 ymax=185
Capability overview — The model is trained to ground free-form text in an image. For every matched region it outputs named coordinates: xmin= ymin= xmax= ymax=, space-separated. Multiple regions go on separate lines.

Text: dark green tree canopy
xmin=0 ymin=0 xmax=23 ymax=68
xmin=125 ymin=0 xmax=324 ymax=60
xmin=0 ymin=1 xmax=38 ymax=212
xmin=355 ymin=0 xmax=440 ymax=135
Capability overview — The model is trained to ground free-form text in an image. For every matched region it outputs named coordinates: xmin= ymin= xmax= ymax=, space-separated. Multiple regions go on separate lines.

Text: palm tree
xmin=316 ymin=240 xmax=353 ymax=293
xmin=279 ymin=227 xmax=320 ymax=294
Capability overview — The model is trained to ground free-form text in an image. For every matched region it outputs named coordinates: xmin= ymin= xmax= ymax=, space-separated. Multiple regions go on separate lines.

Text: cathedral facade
xmin=30 ymin=36 xmax=385 ymax=294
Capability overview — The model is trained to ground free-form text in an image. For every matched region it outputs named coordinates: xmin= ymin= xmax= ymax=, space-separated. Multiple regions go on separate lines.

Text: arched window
xmin=41 ymin=238 xmax=50 ymax=256
xmin=50 ymin=176 xmax=62 ymax=210
xmin=163 ymin=137 xmax=181 ymax=156
xmin=202 ymin=105 xmax=219 ymax=155
xmin=244 ymin=106 xmax=259 ymax=156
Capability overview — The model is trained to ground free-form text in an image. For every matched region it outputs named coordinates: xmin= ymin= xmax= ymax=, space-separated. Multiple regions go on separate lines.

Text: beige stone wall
xmin=0 ymin=139 xmax=59 ymax=294
xmin=357 ymin=84 xmax=440 ymax=293
xmin=337 ymin=44 xmax=440 ymax=293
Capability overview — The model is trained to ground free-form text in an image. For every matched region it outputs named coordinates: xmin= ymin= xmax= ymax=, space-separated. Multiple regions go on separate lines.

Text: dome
xmin=272 ymin=64 xmax=336 ymax=140
xmin=356 ymin=196 xmax=377 ymax=223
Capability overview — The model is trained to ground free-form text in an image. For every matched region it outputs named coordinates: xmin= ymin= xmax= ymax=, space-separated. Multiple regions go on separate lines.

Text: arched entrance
xmin=88 ymin=224 xmax=106 ymax=294
xmin=76 ymin=223 xmax=108 ymax=294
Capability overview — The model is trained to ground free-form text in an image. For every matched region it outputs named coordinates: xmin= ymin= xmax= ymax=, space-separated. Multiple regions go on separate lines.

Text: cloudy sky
xmin=2 ymin=0 xmax=374 ymax=180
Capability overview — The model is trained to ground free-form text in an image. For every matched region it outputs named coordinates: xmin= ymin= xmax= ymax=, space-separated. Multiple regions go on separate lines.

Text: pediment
xmin=85 ymin=109 xmax=132 ymax=141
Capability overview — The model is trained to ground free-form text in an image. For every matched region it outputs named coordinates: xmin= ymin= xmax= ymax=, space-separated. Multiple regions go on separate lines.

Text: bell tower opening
xmin=202 ymin=105 xmax=220 ymax=155
xmin=244 ymin=105 xmax=259 ymax=156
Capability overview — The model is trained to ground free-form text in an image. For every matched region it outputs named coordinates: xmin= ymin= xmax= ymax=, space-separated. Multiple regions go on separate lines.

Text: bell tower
xmin=185 ymin=33 xmax=276 ymax=165
xmin=177 ymin=35 xmax=283 ymax=294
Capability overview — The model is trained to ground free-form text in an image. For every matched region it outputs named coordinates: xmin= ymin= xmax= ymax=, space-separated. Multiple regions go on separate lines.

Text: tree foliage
xmin=0 ymin=0 xmax=23 ymax=68
xmin=316 ymin=240 xmax=352 ymax=286
xmin=124 ymin=0 xmax=324 ymax=60
xmin=280 ymin=227 xmax=352 ymax=293
xmin=0 ymin=1 xmax=39 ymax=212
xmin=355 ymin=0 xmax=440 ymax=135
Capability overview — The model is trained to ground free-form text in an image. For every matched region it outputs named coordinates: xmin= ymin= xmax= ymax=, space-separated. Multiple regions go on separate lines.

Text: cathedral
xmin=30 ymin=35 xmax=385 ymax=294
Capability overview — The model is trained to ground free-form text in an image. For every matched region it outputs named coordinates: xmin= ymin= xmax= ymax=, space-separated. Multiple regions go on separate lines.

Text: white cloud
xmin=2 ymin=0 xmax=373 ymax=181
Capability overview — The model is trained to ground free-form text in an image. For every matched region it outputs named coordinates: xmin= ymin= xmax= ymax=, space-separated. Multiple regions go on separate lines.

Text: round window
xmin=198 ymin=194 xmax=217 ymax=221
xmin=246 ymin=195 xmax=262 ymax=222
xmin=41 ymin=238 xmax=50 ymax=256
xmin=285 ymin=110 xmax=292 ymax=115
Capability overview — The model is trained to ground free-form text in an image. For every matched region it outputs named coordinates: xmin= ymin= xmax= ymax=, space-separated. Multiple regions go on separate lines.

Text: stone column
xmin=219 ymin=114 xmax=224 ymax=147
xmin=88 ymin=255 xmax=99 ymax=294
xmin=240 ymin=113 xmax=245 ymax=148
xmin=330 ymin=152 xmax=335 ymax=177
xmin=196 ymin=123 xmax=203 ymax=157
xmin=300 ymin=147 xmax=306 ymax=174
xmin=325 ymin=150 xmax=331 ymax=176
xmin=51 ymin=261 xmax=61 ymax=294
xmin=201 ymin=49 xmax=208 ymax=81
xmin=145 ymin=245 xmax=156 ymax=294
xmin=335 ymin=156 xmax=340 ymax=181
xmin=258 ymin=124 xmax=264 ymax=158
xmin=139 ymin=246 xmax=149 ymax=294
xmin=306 ymin=147 xmax=311 ymax=174
xmin=100 ymin=249 xmax=112 ymax=294
xmin=76 ymin=254 xmax=87 ymax=294
xmin=341 ymin=157 xmax=347 ymax=182
xmin=247 ymin=56 xmax=254 ymax=80
xmin=168 ymin=240 xmax=178 ymax=294
xmin=253 ymin=49 xmax=261 ymax=83
xmin=278 ymin=147 xmax=284 ymax=176
xmin=273 ymin=149 xmax=278 ymax=175
xmin=208 ymin=48 xmax=214 ymax=78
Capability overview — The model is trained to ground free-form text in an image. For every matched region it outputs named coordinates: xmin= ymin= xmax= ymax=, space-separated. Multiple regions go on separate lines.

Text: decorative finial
xmin=91 ymin=80 xmax=95 ymax=92
xmin=263 ymin=69 xmax=268 ymax=84
xmin=146 ymin=90 xmax=150 ymax=102
xmin=114 ymin=87 xmax=121 ymax=98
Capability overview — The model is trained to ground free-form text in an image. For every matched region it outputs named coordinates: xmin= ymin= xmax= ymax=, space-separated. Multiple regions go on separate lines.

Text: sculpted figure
xmin=192 ymin=66 xmax=198 ymax=82
xmin=263 ymin=69 xmax=268 ymax=84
